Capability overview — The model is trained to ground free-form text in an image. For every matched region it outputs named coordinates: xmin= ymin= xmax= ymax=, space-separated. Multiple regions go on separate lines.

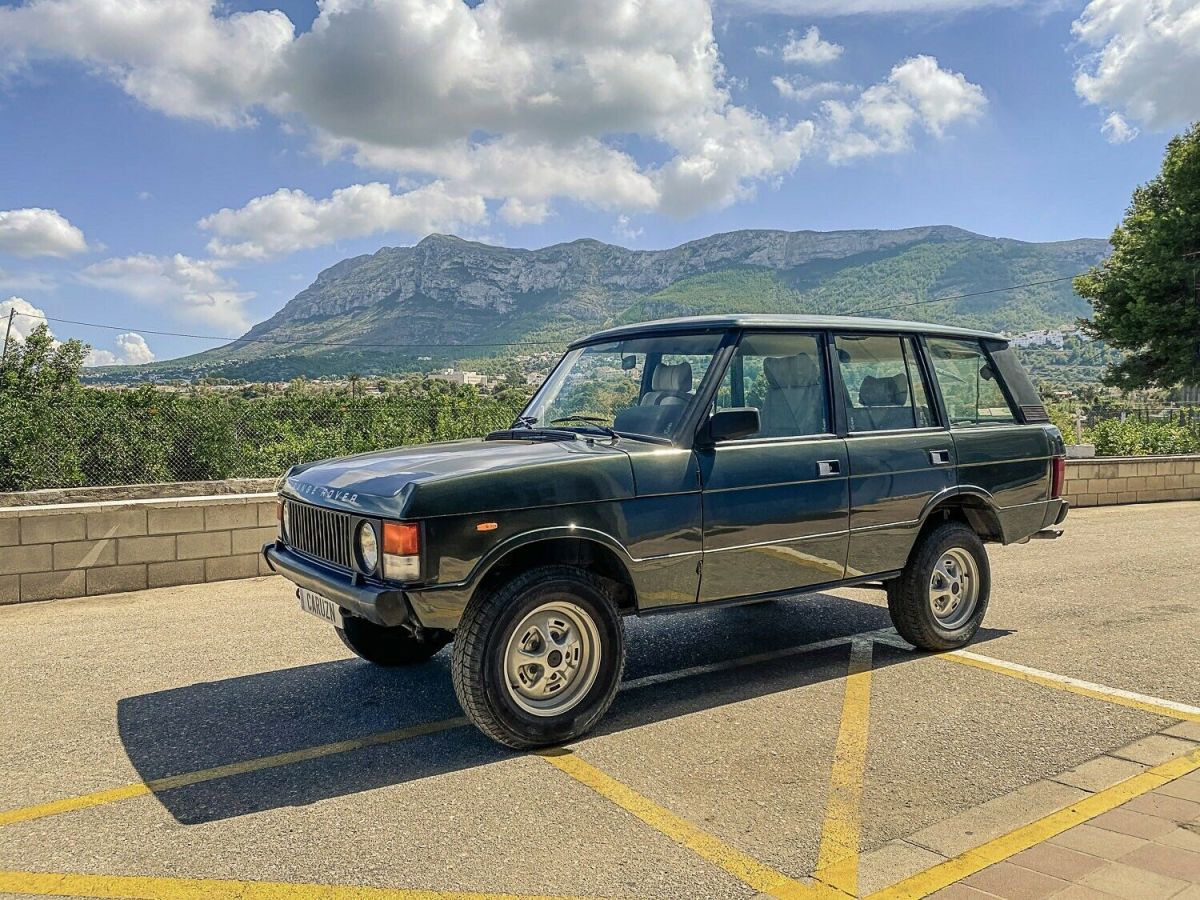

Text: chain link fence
xmin=0 ymin=387 xmax=530 ymax=493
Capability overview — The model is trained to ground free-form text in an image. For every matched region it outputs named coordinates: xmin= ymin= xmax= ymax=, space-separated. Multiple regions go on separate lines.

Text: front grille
xmin=285 ymin=500 xmax=352 ymax=570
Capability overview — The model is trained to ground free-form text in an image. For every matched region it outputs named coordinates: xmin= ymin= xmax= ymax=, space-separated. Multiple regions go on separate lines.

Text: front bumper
xmin=262 ymin=541 xmax=413 ymax=628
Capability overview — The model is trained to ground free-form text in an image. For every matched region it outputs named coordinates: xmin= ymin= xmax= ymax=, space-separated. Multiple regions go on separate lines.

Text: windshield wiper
xmin=511 ymin=414 xmax=539 ymax=429
xmin=551 ymin=416 xmax=619 ymax=440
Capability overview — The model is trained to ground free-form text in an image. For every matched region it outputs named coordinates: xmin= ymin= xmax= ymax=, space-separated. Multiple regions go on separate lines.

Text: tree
xmin=1076 ymin=122 xmax=1200 ymax=389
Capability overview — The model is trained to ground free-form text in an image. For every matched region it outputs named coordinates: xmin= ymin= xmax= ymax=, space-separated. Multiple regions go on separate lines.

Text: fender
xmin=455 ymin=525 xmax=637 ymax=591
xmin=916 ymin=485 xmax=1007 ymax=542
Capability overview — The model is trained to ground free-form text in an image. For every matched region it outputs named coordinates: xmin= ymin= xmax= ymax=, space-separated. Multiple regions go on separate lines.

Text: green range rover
xmin=264 ymin=315 xmax=1068 ymax=748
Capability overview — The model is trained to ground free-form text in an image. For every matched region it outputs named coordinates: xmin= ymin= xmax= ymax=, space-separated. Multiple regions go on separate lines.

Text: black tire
xmin=451 ymin=565 xmax=625 ymax=750
xmin=337 ymin=617 xmax=451 ymax=666
xmin=887 ymin=521 xmax=990 ymax=651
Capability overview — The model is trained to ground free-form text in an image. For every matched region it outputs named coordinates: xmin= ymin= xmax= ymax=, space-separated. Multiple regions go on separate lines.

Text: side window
xmin=926 ymin=338 xmax=1017 ymax=426
xmin=835 ymin=334 xmax=933 ymax=432
xmin=714 ymin=332 xmax=829 ymax=438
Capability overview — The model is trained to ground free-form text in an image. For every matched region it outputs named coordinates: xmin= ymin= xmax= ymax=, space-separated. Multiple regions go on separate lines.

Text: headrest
xmin=651 ymin=361 xmax=692 ymax=393
xmin=860 ymin=373 xmax=909 ymax=407
xmin=764 ymin=353 xmax=821 ymax=389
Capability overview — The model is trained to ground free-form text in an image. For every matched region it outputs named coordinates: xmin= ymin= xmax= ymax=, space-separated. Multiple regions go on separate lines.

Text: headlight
xmin=279 ymin=500 xmax=290 ymax=539
xmin=357 ymin=521 xmax=379 ymax=573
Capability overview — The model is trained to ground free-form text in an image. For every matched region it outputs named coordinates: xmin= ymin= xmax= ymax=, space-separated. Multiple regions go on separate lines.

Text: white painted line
xmin=875 ymin=631 xmax=1200 ymax=719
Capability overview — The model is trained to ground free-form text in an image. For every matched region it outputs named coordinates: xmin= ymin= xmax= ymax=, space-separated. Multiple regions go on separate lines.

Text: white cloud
xmin=0 ymin=208 xmax=88 ymax=257
xmin=84 ymin=348 xmax=117 ymax=367
xmin=613 ymin=215 xmax=644 ymax=242
xmin=0 ymin=0 xmax=816 ymax=226
xmin=0 ymin=296 xmax=51 ymax=343
xmin=115 ymin=332 xmax=155 ymax=365
xmin=773 ymin=76 xmax=857 ymax=103
xmin=1 ymin=0 xmax=990 ymax=234
xmin=79 ymin=254 xmax=253 ymax=331
xmin=724 ymin=0 xmax=1024 ymax=13
xmin=821 ymin=55 xmax=987 ymax=162
xmin=781 ymin=27 xmax=843 ymax=65
xmin=1073 ymin=0 xmax=1200 ymax=134
xmin=1100 ymin=111 xmax=1139 ymax=143
xmin=0 ymin=0 xmax=294 ymax=127
xmin=200 ymin=181 xmax=487 ymax=261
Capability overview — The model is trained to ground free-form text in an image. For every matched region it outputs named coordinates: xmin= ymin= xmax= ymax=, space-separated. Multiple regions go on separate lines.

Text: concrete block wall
xmin=0 ymin=494 xmax=278 ymax=605
xmin=1063 ymin=455 xmax=1200 ymax=508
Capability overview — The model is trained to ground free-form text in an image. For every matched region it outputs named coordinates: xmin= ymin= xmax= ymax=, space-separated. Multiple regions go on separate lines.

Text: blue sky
xmin=0 ymin=0 xmax=1195 ymax=364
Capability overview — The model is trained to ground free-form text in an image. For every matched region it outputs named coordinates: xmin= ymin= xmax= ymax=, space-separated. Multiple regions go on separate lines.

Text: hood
xmin=282 ymin=437 xmax=635 ymax=518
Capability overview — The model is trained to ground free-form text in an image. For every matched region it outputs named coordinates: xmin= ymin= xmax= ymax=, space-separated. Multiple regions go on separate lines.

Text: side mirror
xmin=702 ymin=407 xmax=760 ymax=444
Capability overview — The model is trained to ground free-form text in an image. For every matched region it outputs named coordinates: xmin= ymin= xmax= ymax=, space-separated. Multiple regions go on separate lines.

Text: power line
xmin=7 ymin=310 xmax=564 ymax=350
xmin=848 ymin=274 xmax=1082 ymax=316
xmin=11 ymin=270 xmax=1088 ymax=351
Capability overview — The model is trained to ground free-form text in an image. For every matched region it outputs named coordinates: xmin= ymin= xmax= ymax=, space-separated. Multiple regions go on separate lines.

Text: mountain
xmin=122 ymin=226 xmax=1109 ymax=380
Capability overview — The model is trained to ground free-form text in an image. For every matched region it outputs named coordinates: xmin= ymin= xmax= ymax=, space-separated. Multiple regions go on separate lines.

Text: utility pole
xmin=1 ymin=308 xmax=14 ymax=363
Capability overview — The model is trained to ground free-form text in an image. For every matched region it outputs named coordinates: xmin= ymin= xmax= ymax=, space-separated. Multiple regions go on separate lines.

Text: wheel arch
xmin=918 ymin=487 xmax=1005 ymax=545
xmin=471 ymin=531 xmax=638 ymax=613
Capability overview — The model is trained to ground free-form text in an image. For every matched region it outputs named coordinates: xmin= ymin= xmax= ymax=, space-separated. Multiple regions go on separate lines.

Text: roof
xmin=570 ymin=314 xmax=1004 ymax=348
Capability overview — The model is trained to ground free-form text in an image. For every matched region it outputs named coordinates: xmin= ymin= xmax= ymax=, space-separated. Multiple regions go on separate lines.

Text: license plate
xmin=298 ymin=588 xmax=343 ymax=627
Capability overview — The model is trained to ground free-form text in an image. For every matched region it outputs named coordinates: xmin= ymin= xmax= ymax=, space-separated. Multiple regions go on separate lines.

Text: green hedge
xmin=1087 ymin=418 xmax=1200 ymax=457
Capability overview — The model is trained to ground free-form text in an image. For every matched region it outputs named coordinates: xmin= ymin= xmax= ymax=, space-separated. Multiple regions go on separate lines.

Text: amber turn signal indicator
xmin=476 ymin=521 xmax=498 ymax=532
xmin=382 ymin=522 xmax=420 ymax=556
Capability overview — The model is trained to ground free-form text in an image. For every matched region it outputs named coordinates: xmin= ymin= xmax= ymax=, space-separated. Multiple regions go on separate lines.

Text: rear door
xmin=696 ymin=331 xmax=849 ymax=601
xmin=834 ymin=333 xmax=956 ymax=577
xmin=924 ymin=337 xmax=1052 ymax=539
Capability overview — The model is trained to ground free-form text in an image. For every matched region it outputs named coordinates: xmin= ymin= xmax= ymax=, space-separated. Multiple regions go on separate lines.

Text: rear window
xmin=926 ymin=338 xmax=1017 ymax=426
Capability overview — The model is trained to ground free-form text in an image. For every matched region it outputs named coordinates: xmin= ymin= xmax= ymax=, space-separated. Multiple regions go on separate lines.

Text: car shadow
xmin=116 ymin=592 xmax=1009 ymax=824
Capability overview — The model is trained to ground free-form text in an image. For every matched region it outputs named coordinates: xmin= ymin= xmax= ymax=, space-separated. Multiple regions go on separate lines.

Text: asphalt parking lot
xmin=0 ymin=501 xmax=1197 ymax=899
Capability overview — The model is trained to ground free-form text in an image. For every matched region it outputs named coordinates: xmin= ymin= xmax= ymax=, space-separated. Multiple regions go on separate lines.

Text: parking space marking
xmin=875 ymin=634 xmax=1200 ymax=721
xmin=866 ymin=744 xmax=1200 ymax=899
xmin=537 ymin=748 xmax=813 ymax=900
xmin=812 ymin=639 xmax=874 ymax=899
xmin=0 ymin=869 xmax=607 ymax=900
xmin=0 ymin=717 xmax=468 ymax=828
xmin=0 ymin=628 xmax=887 ymax=832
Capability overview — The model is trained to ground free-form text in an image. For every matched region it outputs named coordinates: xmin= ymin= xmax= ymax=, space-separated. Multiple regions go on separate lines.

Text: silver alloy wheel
xmin=928 ymin=547 xmax=980 ymax=629
xmin=503 ymin=600 xmax=602 ymax=717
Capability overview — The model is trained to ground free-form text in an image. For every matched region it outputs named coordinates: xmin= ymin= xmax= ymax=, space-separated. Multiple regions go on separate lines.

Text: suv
xmin=264 ymin=315 xmax=1068 ymax=748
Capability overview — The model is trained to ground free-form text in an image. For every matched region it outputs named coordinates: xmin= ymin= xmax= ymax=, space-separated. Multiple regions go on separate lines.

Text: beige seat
xmin=640 ymin=362 xmax=693 ymax=407
xmin=760 ymin=354 xmax=825 ymax=437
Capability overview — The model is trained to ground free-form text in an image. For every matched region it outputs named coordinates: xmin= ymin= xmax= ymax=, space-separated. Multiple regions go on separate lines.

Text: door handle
xmin=929 ymin=449 xmax=952 ymax=465
xmin=817 ymin=459 xmax=841 ymax=477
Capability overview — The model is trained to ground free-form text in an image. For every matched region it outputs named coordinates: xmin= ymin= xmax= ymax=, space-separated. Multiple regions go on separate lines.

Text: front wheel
xmin=451 ymin=565 xmax=625 ymax=749
xmin=886 ymin=521 xmax=990 ymax=651
xmin=337 ymin=617 xmax=451 ymax=666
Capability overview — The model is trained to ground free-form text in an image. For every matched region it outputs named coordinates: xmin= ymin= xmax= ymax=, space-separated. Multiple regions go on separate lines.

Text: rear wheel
xmin=887 ymin=521 xmax=990 ymax=651
xmin=337 ymin=617 xmax=450 ymax=666
xmin=452 ymin=565 xmax=625 ymax=749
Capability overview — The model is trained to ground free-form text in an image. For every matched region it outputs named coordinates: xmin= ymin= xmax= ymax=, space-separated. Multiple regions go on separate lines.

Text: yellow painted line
xmin=810 ymin=639 xmax=874 ymax=899
xmin=0 ymin=869 xmax=602 ymax=900
xmin=538 ymin=748 xmax=814 ymax=899
xmin=0 ymin=628 xmax=883 ymax=831
xmin=0 ymin=717 xmax=467 ymax=828
xmin=868 ymin=744 xmax=1200 ymax=899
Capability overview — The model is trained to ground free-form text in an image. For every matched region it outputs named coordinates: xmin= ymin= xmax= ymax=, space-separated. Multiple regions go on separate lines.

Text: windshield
xmin=519 ymin=333 xmax=725 ymax=440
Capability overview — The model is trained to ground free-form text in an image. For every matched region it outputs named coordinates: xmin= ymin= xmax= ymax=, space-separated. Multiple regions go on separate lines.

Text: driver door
xmin=696 ymin=332 xmax=850 ymax=602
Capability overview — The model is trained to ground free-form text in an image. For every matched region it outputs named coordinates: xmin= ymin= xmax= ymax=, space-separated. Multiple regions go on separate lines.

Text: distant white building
xmin=431 ymin=369 xmax=492 ymax=387
xmin=1009 ymin=329 xmax=1067 ymax=349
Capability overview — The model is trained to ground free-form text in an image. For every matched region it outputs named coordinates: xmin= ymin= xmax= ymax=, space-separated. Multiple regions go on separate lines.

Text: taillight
xmin=1051 ymin=456 xmax=1066 ymax=500
xmin=382 ymin=522 xmax=420 ymax=581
